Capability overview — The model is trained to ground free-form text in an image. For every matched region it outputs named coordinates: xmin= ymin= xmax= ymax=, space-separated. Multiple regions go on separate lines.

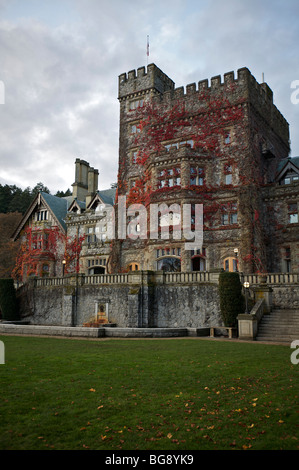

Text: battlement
xmin=119 ymin=65 xmax=273 ymax=101
xmin=119 ymin=63 xmax=289 ymax=145
xmin=118 ymin=63 xmax=175 ymax=99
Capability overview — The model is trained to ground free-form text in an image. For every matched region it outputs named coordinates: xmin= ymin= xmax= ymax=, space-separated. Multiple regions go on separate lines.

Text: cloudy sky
xmin=0 ymin=0 xmax=298 ymax=193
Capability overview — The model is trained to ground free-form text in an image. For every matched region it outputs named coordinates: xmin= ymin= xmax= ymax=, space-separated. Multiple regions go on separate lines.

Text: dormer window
xmin=282 ymin=175 xmax=299 ymax=184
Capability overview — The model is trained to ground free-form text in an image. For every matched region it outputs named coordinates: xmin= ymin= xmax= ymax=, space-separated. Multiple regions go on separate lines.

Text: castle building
xmin=12 ymin=64 xmax=299 ymax=280
xmin=113 ymin=64 xmax=297 ymax=275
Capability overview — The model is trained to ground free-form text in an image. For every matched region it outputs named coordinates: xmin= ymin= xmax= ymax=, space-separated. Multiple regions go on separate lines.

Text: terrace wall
xmin=15 ymin=271 xmax=299 ymax=329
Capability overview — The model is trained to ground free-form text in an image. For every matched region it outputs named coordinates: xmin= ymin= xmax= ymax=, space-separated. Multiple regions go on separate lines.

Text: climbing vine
xmin=12 ymin=226 xmax=85 ymax=280
xmin=115 ymin=82 xmax=271 ymax=273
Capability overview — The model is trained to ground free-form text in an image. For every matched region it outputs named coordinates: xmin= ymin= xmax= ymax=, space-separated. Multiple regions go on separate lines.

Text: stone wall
xmin=16 ymin=272 xmax=222 ymax=328
xmin=153 ymin=284 xmax=220 ymax=328
xmin=15 ymin=272 xmax=299 ymax=330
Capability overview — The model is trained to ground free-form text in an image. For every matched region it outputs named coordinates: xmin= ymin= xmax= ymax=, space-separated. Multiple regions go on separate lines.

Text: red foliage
xmin=12 ymin=226 xmax=85 ymax=280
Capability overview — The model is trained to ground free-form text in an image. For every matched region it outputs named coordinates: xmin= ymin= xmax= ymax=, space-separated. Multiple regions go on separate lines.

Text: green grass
xmin=0 ymin=335 xmax=298 ymax=450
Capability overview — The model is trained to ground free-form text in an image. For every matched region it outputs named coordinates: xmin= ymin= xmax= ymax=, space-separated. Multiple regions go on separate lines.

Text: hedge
xmin=0 ymin=279 xmax=19 ymax=321
xmin=218 ymin=272 xmax=244 ymax=327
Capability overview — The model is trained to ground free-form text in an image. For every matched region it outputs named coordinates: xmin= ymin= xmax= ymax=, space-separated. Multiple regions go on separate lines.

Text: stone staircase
xmin=256 ymin=309 xmax=299 ymax=343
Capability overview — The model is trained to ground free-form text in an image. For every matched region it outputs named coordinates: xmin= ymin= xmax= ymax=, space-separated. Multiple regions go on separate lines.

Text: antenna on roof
xmin=262 ymin=72 xmax=265 ymax=83
xmin=147 ymin=35 xmax=149 ymax=65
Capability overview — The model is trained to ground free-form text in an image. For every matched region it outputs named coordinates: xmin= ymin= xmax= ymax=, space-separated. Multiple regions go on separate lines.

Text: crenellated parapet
xmin=118 ymin=63 xmax=175 ymax=100
xmin=119 ymin=63 xmax=289 ymax=149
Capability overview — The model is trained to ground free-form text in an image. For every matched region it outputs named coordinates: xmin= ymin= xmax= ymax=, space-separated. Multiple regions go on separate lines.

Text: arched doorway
xmin=157 ymin=257 xmax=181 ymax=272
xmin=192 ymin=256 xmax=206 ymax=271
xmin=89 ymin=266 xmax=105 ymax=275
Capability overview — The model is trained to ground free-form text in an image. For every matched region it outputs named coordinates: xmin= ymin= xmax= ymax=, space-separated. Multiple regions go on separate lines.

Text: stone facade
xmin=114 ymin=64 xmax=297 ymax=275
xmin=10 ymin=63 xmax=299 ymax=332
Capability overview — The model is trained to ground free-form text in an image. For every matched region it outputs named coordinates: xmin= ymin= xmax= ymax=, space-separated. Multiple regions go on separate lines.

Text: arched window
xmin=223 ymin=257 xmax=238 ymax=272
xmin=128 ymin=262 xmax=140 ymax=271
xmin=157 ymin=257 xmax=181 ymax=272
xmin=41 ymin=263 xmax=50 ymax=277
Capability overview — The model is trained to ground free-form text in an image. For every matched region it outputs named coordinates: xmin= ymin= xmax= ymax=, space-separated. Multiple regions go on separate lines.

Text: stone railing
xmin=33 ymin=270 xmax=219 ymax=288
xmin=32 ymin=271 xmax=299 ymax=288
xmin=242 ymin=273 xmax=299 ymax=285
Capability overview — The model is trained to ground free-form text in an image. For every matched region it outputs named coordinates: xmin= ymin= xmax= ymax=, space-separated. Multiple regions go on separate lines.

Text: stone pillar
xmin=252 ymin=285 xmax=273 ymax=313
xmin=237 ymin=314 xmax=258 ymax=340
xmin=62 ymin=285 xmax=76 ymax=326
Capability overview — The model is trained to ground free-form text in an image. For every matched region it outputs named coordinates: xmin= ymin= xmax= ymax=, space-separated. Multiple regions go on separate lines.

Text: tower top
xmin=118 ymin=63 xmax=175 ymax=99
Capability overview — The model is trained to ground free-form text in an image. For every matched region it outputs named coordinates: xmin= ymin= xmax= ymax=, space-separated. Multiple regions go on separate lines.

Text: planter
xmin=258 ymin=274 xmax=267 ymax=284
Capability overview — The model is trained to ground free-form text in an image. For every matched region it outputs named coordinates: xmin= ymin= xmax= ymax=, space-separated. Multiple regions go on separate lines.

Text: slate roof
xmin=40 ymin=192 xmax=70 ymax=231
xmin=276 ymin=156 xmax=299 ymax=174
xmin=97 ymin=188 xmax=116 ymax=206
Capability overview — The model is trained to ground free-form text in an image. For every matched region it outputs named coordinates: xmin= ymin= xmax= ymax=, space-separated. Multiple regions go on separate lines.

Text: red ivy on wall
xmin=12 ymin=226 xmax=85 ymax=280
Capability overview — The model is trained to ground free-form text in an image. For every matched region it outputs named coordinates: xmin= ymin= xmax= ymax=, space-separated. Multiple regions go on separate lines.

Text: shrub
xmin=0 ymin=279 xmax=19 ymax=321
xmin=218 ymin=272 xmax=244 ymax=327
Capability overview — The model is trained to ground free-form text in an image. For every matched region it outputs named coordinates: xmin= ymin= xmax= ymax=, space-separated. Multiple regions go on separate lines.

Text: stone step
xmin=256 ymin=309 xmax=299 ymax=342
xmin=256 ymin=335 xmax=298 ymax=343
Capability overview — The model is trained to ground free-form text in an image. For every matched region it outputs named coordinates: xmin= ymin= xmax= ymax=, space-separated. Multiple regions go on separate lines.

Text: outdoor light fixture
xmin=234 ymin=248 xmax=238 ymax=254
xmin=62 ymin=259 xmax=66 ymax=276
xmin=243 ymin=281 xmax=250 ymax=313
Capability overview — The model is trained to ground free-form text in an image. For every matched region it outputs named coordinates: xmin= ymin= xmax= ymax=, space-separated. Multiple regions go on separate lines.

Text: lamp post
xmin=243 ymin=281 xmax=250 ymax=314
xmin=62 ymin=259 xmax=66 ymax=277
xmin=234 ymin=248 xmax=239 ymax=272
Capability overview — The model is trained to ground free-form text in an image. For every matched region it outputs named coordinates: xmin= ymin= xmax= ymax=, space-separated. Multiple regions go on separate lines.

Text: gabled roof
xmin=11 ymin=192 xmax=70 ymax=241
xmin=276 ymin=156 xmax=299 ymax=180
xmin=87 ymin=188 xmax=116 ymax=210
xmin=68 ymin=198 xmax=86 ymax=213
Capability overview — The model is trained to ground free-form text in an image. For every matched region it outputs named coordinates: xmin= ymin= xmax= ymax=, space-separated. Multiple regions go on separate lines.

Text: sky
xmin=0 ymin=0 xmax=298 ymax=194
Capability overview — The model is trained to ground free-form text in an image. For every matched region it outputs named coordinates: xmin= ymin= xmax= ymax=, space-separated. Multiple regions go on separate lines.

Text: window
xmin=288 ymin=203 xmax=298 ymax=224
xmin=87 ymin=226 xmax=96 ymax=243
xmin=36 ymin=210 xmax=48 ymax=221
xmin=284 ymin=247 xmax=291 ymax=273
xmin=88 ymin=258 xmax=107 ymax=268
xmin=132 ymin=150 xmax=138 ymax=164
xmin=157 ymin=167 xmax=181 ymax=188
xmin=281 ymin=173 xmax=299 ymax=185
xmin=157 ymin=247 xmax=181 ymax=258
xmin=157 ymin=257 xmax=181 ymax=272
xmin=31 ymin=231 xmax=49 ymax=251
xmin=221 ymin=202 xmax=238 ymax=225
xmin=190 ymin=167 xmax=204 ymax=186
xmin=41 ymin=263 xmax=49 ymax=277
xmin=164 ymin=140 xmax=194 ymax=151
xmin=223 ymin=257 xmax=238 ymax=272
xmin=129 ymin=99 xmax=144 ymax=110
xmin=128 ymin=262 xmax=140 ymax=271
xmin=224 ymin=165 xmax=232 ymax=185
xmin=224 ymin=131 xmax=231 ymax=144
xmin=131 ymin=124 xmax=141 ymax=134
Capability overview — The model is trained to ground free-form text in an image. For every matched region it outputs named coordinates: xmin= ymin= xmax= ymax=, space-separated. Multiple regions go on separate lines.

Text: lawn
xmin=0 ymin=335 xmax=298 ymax=450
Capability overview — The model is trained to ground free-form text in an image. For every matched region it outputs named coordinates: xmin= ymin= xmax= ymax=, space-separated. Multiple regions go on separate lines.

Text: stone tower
xmin=113 ymin=63 xmax=290 ymax=274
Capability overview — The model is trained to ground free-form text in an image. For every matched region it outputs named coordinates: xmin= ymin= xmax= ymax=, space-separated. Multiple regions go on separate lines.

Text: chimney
xmin=86 ymin=167 xmax=99 ymax=207
xmin=72 ymin=159 xmax=90 ymax=201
